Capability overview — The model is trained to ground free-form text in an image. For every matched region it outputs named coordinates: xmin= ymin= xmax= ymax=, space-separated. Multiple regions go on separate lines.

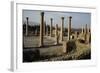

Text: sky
xmin=23 ymin=10 xmax=91 ymax=28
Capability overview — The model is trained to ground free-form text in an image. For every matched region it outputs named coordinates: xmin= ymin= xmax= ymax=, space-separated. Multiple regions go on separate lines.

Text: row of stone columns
xmin=25 ymin=12 xmax=90 ymax=47
xmin=84 ymin=24 xmax=91 ymax=43
xmin=80 ymin=24 xmax=91 ymax=43
xmin=81 ymin=24 xmax=91 ymax=35
xmin=39 ymin=12 xmax=73 ymax=46
xmin=25 ymin=12 xmax=73 ymax=46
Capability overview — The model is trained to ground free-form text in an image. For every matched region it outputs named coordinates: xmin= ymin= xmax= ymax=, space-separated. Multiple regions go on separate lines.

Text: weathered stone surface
xmin=71 ymin=35 xmax=74 ymax=39
xmin=75 ymin=31 xmax=78 ymax=39
xmin=39 ymin=12 xmax=44 ymax=47
xmin=26 ymin=17 xmax=29 ymax=36
xmin=43 ymin=21 xmax=46 ymax=36
xmin=84 ymin=24 xmax=88 ymax=43
xmin=68 ymin=16 xmax=72 ymax=40
xmin=82 ymin=26 xmax=84 ymax=34
xmin=60 ymin=17 xmax=64 ymax=42
xmin=62 ymin=41 xmax=67 ymax=53
xmin=62 ymin=40 xmax=76 ymax=53
xmin=55 ymin=24 xmax=59 ymax=45
xmin=50 ymin=18 xmax=53 ymax=37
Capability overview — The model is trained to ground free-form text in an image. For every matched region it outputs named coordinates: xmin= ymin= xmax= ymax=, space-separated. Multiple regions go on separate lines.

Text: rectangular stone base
xmin=62 ymin=41 xmax=67 ymax=53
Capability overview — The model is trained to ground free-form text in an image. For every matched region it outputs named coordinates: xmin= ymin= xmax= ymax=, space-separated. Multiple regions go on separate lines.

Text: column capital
xmin=69 ymin=16 xmax=72 ymax=19
xmin=41 ymin=12 xmax=44 ymax=15
xmin=61 ymin=17 xmax=64 ymax=20
xmin=56 ymin=24 xmax=58 ymax=27
xmin=50 ymin=18 xmax=53 ymax=21
xmin=85 ymin=24 xmax=87 ymax=27
xmin=26 ymin=17 xmax=29 ymax=20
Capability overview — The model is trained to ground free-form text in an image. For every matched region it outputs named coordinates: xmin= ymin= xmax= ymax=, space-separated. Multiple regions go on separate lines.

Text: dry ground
xmin=23 ymin=36 xmax=91 ymax=62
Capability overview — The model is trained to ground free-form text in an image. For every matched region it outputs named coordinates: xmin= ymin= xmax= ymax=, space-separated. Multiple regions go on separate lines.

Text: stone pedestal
xmin=62 ymin=41 xmax=67 ymax=53
xmin=62 ymin=40 xmax=76 ymax=53
xmin=71 ymin=35 xmax=74 ymax=39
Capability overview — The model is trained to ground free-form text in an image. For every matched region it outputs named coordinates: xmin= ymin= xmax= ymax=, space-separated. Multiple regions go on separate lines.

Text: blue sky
xmin=23 ymin=10 xmax=91 ymax=28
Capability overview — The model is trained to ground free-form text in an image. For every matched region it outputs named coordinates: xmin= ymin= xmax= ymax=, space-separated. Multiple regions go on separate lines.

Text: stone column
xmin=88 ymin=28 xmax=90 ymax=34
xmin=68 ymin=16 xmax=72 ymax=40
xmin=44 ymin=21 xmax=46 ymax=36
xmin=89 ymin=32 xmax=91 ymax=43
xmin=50 ymin=18 xmax=53 ymax=37
xmin=39 ymin=12 xmax=44 ymax=47
xmin=35 ymin=29 xmax=38 ymax=36
xmin=60 ymin=17 xmax=64 ymax=42
xmin=82 ymin=26 xmax=84 ymax=34
xmin=87 ymin=27 xmax=91 ymax=43
xmin=84 ymin=24 xmax=87 ymax=43
xmin=75 ymin=31 xmax=78 ymax=39
xmin=87 ymin=32 xmax=91 ymax=43
xmin=55 ymin=24 xmax=59 ymax=45
xmin=26 ymin=17 xmax=29 ymax=36
xmin=46 ymin=24 xmax=49 ymax=36
xmin=85 ymin=24 xmax=87 ymax=34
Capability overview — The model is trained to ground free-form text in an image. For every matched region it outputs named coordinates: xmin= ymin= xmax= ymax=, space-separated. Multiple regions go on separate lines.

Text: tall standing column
xmin=39 ymin=12 xmax=44 ymax=47
xmin=26 ymin=17 xmax=29 ymax=36
xmin=46 ymin=24 xmax=49 ymax=36
xmin=68 ymin=16 xmax=72 ymax=40
xmin=88 ymin=28 xmax=90 ymax=34
xmin=50 ymin=18 xmax=53 ymax=37
xmin=55 ymin=24 xmax=59 ymax=45
xmin=85 ymin=24 xmax=87 ymax=34
xmin=60 ymin=17 xmax=64 ymax=42
xmin=75 ymin=31 xmax=78 ymax=39
xmin=44 ymin=21 xmax=46 ymax=36
xmin=82 ymin=25 xmax=84 ymax=34
xmin=84 ymin=24 xmax=87 ymax=43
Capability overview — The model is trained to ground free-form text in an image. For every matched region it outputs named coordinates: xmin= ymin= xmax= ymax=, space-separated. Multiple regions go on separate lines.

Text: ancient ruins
xmin=23 ymin=11 xmax=91 ymax=62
